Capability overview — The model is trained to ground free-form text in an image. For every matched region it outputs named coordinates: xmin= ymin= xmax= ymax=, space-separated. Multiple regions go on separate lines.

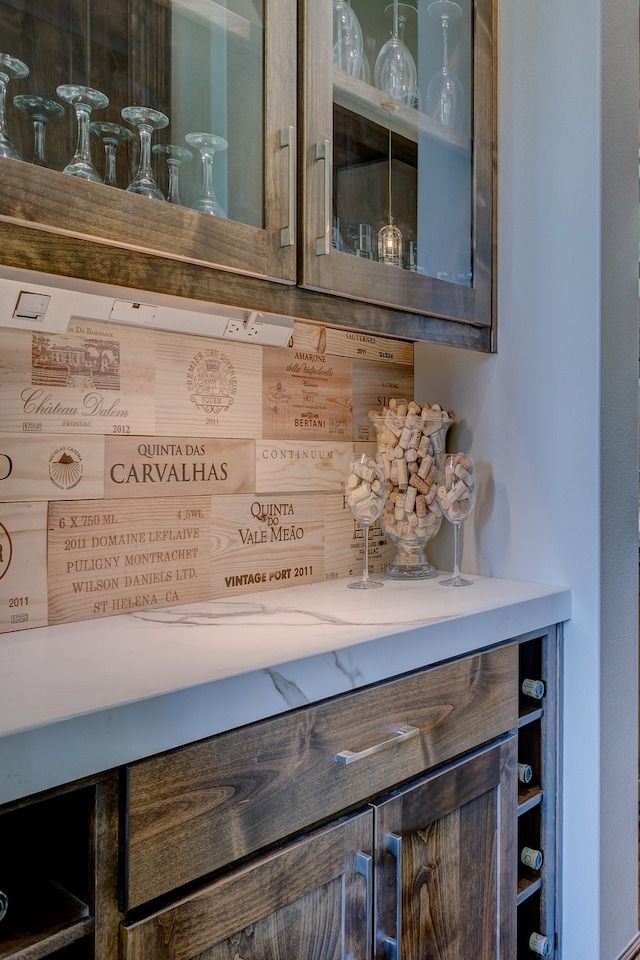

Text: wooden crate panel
xmin=255 ymin=441 xmax=352 ymax=493
xmin=323 ymin=494 xmax=392 ymax=580
xmin=210 ymin=494 xmax=324 ymax=595
xmin=47 ymin=497 xmax=211 ymax=625
xmin=351 ymin=361 xmax=414 ymax=441
xmin=0 ymin=320 xmax=155 ymax=435
xmin=0 ymin=502 xmax=48 ymax=633
xmin=104 ymin=437 xmax=255 ymax=498
xmin=0 ymin=435 xmax=105 ymax=501
xmin=262 ymin=348 xmax=352 ymax=441
xmin=291 ymin=321 xmax=413 ymax=365
xmin=155 ymin=333 xmax=262 ymax=438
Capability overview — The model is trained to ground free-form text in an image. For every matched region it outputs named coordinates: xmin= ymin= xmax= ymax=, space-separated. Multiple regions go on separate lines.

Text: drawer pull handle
xmin=0 ymin=890 xmax=7 ymax=923
xmin=335 ymin=725 xmax=419 ymax=766
xmin=280 ymin=124 xmax=296 ymax=248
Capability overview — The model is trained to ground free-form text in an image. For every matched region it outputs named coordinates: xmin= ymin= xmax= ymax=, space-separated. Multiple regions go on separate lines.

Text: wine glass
xmin=345 ymin=454 xmax=388 ymax=590
xmin=121 ymin=106 xmax=169 ymax=199
xmin=425 ymin=0 xmax=466 ymax=132
xmin=57 ymin=85 xmax=108 ymax=181
xmin=0 ymin=54 xmax=29 ymax=160
xmin=152 ymin=144 xmax=192 ymax=205
xmin=185 ymin=132 xmax=228 ymax=218
xmin=90 ymin=122 xmax=132 ymax=187
xmin=333 ymin=0 xmax=364 ymax=77
xmin=374 ymin=0 xmax=418 ymax=107
xmin=13 ymin=96 xmax=63 ymax=166
xmin=437 ymin=453 xmax=477 ymax=587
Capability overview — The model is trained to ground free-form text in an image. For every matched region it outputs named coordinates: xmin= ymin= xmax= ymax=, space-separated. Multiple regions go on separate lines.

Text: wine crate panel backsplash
xmin=0 ymin=321 xmax=413 ymax=632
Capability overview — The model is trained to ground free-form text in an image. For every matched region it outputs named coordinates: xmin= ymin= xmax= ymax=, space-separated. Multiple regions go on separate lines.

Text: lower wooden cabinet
xmin=122 ymin=810 xmax=373 ymax=960
xmin=122 ymin=736 xmax=517 ymax=960
xmin=373 ymin=737 xmax=517 ymax=960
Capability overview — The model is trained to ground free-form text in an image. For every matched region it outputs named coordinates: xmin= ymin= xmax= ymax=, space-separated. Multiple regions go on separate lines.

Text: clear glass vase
xmin=370 ymin=407 xmax=453 ymax=578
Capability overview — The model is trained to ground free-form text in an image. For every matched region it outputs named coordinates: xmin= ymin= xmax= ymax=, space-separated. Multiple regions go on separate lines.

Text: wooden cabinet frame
xmin=0 ymin=0 xmax=297 ymax=285
xmin=300 ymin=0 xmax=496 ymax=330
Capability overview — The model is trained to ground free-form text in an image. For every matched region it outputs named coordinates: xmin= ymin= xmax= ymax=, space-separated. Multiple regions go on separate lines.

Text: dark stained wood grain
xmin=125 ymin=645 xmax=517 ymax=908
xmin=91 ymin=777 xmax=122 ymax=960
xmin=373 ymin=737 xmax=516 ymax=960
xmin=122 ymin=810 xmax=372 ymax=960
xmin=0 ymin=222 xmax=492 ymax=350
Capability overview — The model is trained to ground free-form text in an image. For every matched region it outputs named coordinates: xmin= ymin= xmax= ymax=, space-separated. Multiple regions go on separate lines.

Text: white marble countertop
xmin=0 ymin=575 xmax=570 ymax=805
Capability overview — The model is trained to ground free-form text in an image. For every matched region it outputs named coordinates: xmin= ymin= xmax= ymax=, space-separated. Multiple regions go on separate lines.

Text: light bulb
xmin=377 ymin=220 xmax=403 ymax=267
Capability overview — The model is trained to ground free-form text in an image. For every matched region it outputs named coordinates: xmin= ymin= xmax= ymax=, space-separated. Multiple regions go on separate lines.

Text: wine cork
xmin=522 ymin=678 xmax=545 ymax=700
xmin=518 ymin=763 xmax=533 ymax=784
xmin=454 ymin=463 xmax=474 ymax=487
xmin=528 ymin=933 xmax=552 ymax=957
xmin=417 ymin=454 xmax=433 ymax=480
xmin=397 ymin=458 xmax=408 ymax=491
xmin=354 ymin=462 xmax=376 ymax=483
xmin=521 ymin=847 xmax=543 ymax=871
xmin=405 ymin=486 xmax=417 ymax=513
xmin=398 ymin=426 xmax=412 ymax=450
xmin=348 ymin=481 xmax=371 ymax=504
xmin=406 ymin=448 xmax=418 ymax=463
xmin=415 ymin=494 xmax=426 ymax=517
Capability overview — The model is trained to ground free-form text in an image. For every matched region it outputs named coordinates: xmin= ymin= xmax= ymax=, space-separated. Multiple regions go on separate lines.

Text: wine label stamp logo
xmin=48 ymin=447 xmax=84 ymax=490
xmin=352 ymin=360 xmax=414 ymax=441
xmin=0 ymin=320 xmax=155 ymax=435
xmin=0 ymin=523 xmax=12 ymax=581
xmin=187 ymin=348 xmax=237 ymax=415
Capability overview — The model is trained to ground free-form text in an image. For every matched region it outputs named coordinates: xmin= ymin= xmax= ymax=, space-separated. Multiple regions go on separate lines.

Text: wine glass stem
xmin=453 ymin=522 xmax=461 ymax=579
xmin=167 ymin=159 xmax=181 ymax=203
xmin=362 ymin=524 xmax=370 ymax=585
xmin=442 ymin=17 xmax=449 ymax=72
xmin=201 ymin=153 xmax=215 ymax=202
xmin=104 ymin=142 xmax=117 ymax=186
xmin=74 ymin=104 xmax=92 ymax=163
xmin=33 ymin=118 xmax=46 ymax=165
xmin=137 ymin=124 xmax=153 ymax=180
xmin=393 ymin=0 xmax=399 ymax=39
xmin=0 ymin=76 xmax=8 ymax=142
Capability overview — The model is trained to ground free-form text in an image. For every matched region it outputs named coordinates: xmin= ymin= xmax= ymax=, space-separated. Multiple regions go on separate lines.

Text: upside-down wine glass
xmin=90 ymin=122 xmax=132 ymax=187
xmin=57 ymin=84 xmax=108 ymax=181
xmin=374 ymin=0 xmax=418 ymax=107
xmin=333 ymin=0 xmax=364 ymax=77
xmin=13 ymin=95 xmax=63 ymax=166
xmin=437 ymin=452 xmax=477 ymax=587
xmin=345 ymin=454 xmax=388 ymax=590
xmin=185 ymin=132 xmax=228 ymax=217
xmin=425 ymin=0 xmax=466 ymax=132
xmin=152 ymin=144 xmax=192 ymax=205
xmin=121 ymin=106 xmax=169 ymax=199
xmin=0 ymin=54 xmax=29 ymax=159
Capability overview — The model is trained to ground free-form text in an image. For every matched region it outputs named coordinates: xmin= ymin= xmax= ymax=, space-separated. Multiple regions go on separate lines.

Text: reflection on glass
xmin=374 ymin=1 xmax=418 ymax=108
xmin=90 ymin=122 xmax=132 ymax=187
xmin=0 ymin=53 xmax=29 ymax=160
xmin=153 ymin=144 xmax=192 ymax=205
xmin=426 ymin=0 xmax=465 ymax=133
xmin=333 ymin=0 xmax=364 ymax=77
xmin=13 ymin=96 xmax=63 ymax=167
xmin=57 ymin=84 xmax=108 ymax=182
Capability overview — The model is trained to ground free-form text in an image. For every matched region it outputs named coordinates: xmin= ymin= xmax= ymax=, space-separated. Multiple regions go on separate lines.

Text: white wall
xmin=415 ymin=0 xmax=639 ymax=956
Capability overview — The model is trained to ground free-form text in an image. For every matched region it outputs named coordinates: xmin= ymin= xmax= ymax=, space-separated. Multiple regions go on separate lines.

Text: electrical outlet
xmin=224 ymin=319 xmax=245 ymax=337
xmin=223 ymin=313 xmax=294 ymax=347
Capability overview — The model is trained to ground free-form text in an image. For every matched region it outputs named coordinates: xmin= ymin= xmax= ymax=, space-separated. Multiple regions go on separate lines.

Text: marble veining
xmin=264 ymin=668 xmax=310 ymax=708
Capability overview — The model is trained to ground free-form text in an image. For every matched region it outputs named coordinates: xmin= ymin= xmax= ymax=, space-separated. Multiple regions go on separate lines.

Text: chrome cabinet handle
xmin=335 ymin=725 xmax=419 ymax=766
xmin=0 ymin=889 xmax=7 ymax=923
xmin=355 ymin=851 xmax=373 ymax=960
xmin=382 ymin=833 xmax=403 ymax=960
xmin=280 ymin=125 xmax=296 ymax=248
xmin=315 ymin=138 xmax=332 ymax=256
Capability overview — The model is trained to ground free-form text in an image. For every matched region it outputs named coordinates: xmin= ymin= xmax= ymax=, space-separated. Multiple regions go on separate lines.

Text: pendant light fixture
xmin=377 ymin=130 xmax=403 ymax=267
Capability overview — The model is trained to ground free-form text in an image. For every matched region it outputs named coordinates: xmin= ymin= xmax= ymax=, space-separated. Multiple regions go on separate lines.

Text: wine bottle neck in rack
xmin=518 ymin=762 xmax=533 ymax=785
xmin=529 ymin=932 xmax=552 ymax=956
xmin=521 ymin=846 xmax=543 ymax=871
xmin=522 ymin=677 xmax=545 ymax=700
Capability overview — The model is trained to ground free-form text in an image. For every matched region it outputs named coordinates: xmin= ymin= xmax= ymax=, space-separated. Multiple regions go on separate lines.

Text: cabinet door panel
xmin=301 ymin=0 xmax=495 ymax=327
xmin=122 ymin=809 xmax=373 ymax=960
xmin=0 ymin=0 xmax=296 ymax=283
xmin=373 ymin=738 xmax=516 ymax=960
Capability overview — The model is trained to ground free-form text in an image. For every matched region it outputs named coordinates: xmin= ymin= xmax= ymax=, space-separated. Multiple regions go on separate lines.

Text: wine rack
xmin=516 ymin=629 xmax=560 ymax=958
xmin=0 ymin=778 xmax=117 ymax=960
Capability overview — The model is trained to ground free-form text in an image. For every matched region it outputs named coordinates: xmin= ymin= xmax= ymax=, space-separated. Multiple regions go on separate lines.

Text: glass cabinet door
xmin=302 ymin=0 xmax=494 ymax=326
xmin=0 ymin=0 xmax=296 ymax=282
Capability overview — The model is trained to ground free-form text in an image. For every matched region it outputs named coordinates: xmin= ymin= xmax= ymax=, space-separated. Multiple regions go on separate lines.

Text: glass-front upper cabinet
xmin=0 ymin=0 xmax=296 ymax=282
xmin=302 ymin=0 xmax=495 ymax=326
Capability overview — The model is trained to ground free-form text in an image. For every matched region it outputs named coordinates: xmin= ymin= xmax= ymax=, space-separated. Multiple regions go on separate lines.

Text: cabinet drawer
xmin=125 ymin=644 xmax=517 ymax=908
